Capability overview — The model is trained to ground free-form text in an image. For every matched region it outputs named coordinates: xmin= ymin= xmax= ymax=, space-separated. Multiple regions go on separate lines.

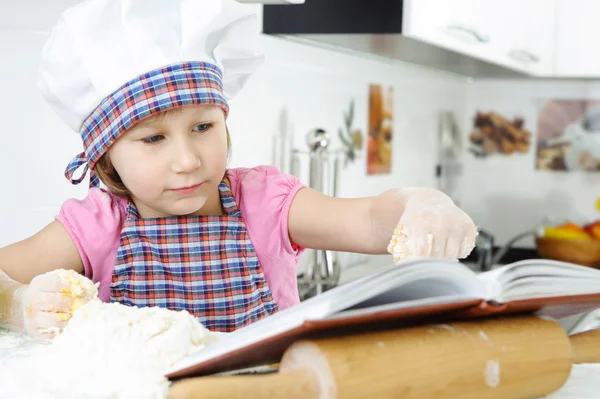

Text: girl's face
xmin=108 ymin=105 xmax=228 ymax=218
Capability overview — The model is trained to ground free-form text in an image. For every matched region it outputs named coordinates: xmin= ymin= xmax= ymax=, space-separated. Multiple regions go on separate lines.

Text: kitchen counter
xmin=1 ymin=257 xmax=598 ymax=397
xmin=0 ymin=327 xmax=598 ymax=398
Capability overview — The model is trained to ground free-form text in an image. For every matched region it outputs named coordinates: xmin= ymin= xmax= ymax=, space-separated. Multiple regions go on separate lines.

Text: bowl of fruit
xmin=536 ymin=221 xmax=600 ymax=267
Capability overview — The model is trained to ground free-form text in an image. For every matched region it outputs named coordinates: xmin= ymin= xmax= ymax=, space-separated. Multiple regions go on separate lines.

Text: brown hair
xmin=95 ymin=127 xmax=232 ymax=199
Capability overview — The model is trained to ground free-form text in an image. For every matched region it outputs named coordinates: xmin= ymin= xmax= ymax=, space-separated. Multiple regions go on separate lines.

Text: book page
xmin=477 ymin=259 xmax=600 ymax=302
xmin=326 ymin=295 xmax=482 ymax=320
xmin=329 ymin=265 xmax=484 ymax=314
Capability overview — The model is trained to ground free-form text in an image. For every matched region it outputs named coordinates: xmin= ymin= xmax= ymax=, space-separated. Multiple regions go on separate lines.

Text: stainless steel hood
xmin=262 ymin=0 xmax=529 ymax=78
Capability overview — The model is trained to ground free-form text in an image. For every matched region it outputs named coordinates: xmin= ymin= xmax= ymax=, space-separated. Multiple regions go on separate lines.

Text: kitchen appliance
xmin=291 ymin=128 xmax=343 ymax=299
xmin=262 ymin=0 xmax=530 ymax=78
xmin=436 ymin=110 xmax=462 ymax=202
xmin=272 ymin=101 xmax=362 ymax=300
xmin=236 ymin=0 xmax=304 ymax=4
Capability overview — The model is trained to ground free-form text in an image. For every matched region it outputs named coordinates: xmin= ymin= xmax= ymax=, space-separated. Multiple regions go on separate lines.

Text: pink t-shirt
xmin=55 ymin=166 xmax=305 ymax=310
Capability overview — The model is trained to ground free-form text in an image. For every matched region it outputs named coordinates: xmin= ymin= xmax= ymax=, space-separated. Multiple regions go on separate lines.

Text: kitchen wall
xmin=458 ymin=79 xmax=600 ymax=248
xmin=0 ymin=3 xmax=469 ymax=272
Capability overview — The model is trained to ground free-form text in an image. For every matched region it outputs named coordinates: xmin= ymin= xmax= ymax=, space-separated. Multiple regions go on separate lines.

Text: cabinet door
xmin=524 ymin=0 xmax=556 ymax=76
xmin=402 ymin=0 xmax=494 ymax=62
xmin=555 ymin=0 xmax=600 ymax=77
xmin=484 ymin=0 xmax=556 ymax=76
xmin=402 ymin=0 xmax=554 ymax=76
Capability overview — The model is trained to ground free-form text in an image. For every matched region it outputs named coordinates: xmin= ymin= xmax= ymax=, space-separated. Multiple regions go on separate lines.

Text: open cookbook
xmin=165 ymin=258 xmax=600 ymax=379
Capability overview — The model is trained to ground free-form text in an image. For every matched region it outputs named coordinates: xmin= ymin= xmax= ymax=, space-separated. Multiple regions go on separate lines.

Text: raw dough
xmin=387 ymin=226 xmax=411 ymax=262
xmin=388 ymin=226 xmax=434 ymax=262
xmin=57 ymin=269 xmax=99 ymax=309
xmin=38 ymin=269 xmax=99 ymax=334
xmin=0 ymin=270 xmax=222 ymax=399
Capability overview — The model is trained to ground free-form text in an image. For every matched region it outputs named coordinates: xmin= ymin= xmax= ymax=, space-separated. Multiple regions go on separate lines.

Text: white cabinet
xmin=554 ymin=0 xmax=600 ymax=77
xmin=402 ymin=0 xmax=495 ymax=64
xmin=522 ymin=0 xmax=556 ymax=76
xmin=262 ymin=0 xmax=599 ymax=78
xmin=402 ymin=0 xmax=555 ymax=76
xmin=485 ymin=0 xmax=556 ymax=76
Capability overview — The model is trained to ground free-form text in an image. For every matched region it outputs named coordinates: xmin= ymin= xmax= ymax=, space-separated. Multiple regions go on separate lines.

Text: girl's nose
xmin=171 ymin=137 xmax=201 ymax=174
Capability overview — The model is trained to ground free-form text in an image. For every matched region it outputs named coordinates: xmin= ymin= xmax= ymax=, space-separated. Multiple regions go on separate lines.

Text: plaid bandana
xmin=65 ymin=61 xmax=229 ymax=187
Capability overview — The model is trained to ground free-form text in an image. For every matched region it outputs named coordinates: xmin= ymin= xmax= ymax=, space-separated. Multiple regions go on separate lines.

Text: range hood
xmin=262 ymin=0 xmax=531 ymax=78
xmin=237 ymin=0 xmax=305 ymax=4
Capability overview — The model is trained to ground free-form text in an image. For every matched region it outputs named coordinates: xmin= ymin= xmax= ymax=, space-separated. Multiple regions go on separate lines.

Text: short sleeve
xmin=55 ymin=187 xmax=127 ymax=301
xmin=227 ymin=165 xmax=306 ymax=261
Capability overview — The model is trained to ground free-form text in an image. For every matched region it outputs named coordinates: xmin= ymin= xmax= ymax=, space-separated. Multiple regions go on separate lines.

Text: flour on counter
xmin=542 ymin=364 xmax=600 ymax=398
xmin=0 ymin=328 xmax=41 ymax=363
xmin=484 ymin=360 xmax=501 ymax=388
xmin=0 ymin=271 xmax=222 ymax=399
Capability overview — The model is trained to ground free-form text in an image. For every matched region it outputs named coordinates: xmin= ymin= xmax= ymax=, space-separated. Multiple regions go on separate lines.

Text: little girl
xmin=0 ymin=0 xmax=477 ymax=339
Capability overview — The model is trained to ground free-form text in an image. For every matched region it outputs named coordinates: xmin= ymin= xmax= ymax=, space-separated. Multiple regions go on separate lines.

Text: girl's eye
xmin=193 ymin=123 xmax=213 ymax=133
xmin=142 ymin=135 xmax=165 ymax=144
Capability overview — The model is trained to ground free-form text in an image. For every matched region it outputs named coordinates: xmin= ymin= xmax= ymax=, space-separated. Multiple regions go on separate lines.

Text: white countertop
xmin=1 ymin=327 xmax=598 ymax=398
xmin=2 ymin=256 xmax=598 ymax=397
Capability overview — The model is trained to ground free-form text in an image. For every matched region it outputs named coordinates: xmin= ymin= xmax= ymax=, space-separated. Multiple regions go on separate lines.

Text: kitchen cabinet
xmin=522 ymin=0 xmax=556 ymax=76
xmin=402 ymin=0 xmax=555 ymax=76
xmin=554 ymin=0 xmax=600 ymax=77
xmin=486 ymin=0 xmax=555 ymax=76
xmin=263 ymin=0 xmax=600 ymax=78
xmin=401 ymin=0 xmax=495 ymax=67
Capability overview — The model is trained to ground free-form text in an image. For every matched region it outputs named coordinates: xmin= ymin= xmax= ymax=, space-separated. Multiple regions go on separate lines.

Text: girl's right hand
xmin=0 ymin=220 xmax=88 ymax=339
xmin=22 ymin=273 xmax=76 ymax=341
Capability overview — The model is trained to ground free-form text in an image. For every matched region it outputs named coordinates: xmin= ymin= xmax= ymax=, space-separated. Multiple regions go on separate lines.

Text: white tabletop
xmin=1 ymin=328 xmax=598 ymax=398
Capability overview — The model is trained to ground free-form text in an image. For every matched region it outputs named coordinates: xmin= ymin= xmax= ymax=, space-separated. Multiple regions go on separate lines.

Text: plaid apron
xmin=109 ymin=181 xmax=279 ymax=332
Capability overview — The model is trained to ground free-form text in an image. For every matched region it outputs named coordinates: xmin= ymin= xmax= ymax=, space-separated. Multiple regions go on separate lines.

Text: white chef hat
xmin=37 ymin=0 xmax=264 ymax=186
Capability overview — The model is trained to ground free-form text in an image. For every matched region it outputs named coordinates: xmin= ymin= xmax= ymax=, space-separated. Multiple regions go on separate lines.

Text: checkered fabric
xmin=110 ymin=181 xmax=279 ymax=332
xmin=65 ymin=62 xmax=229 ymax=187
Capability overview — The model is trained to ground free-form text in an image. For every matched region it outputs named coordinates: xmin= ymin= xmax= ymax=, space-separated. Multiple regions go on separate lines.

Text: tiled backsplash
xmin=459 ymin=79 xmax=600 ymax=248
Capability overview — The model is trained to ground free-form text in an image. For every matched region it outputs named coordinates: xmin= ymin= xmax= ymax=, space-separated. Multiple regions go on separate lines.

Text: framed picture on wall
xmin=537 ymin=99 xmax=600 ymax=172
xmin=468 ymin=111 xmax=532 ymax=158
xmin=367 ymin=83 xmax=393 ymax=175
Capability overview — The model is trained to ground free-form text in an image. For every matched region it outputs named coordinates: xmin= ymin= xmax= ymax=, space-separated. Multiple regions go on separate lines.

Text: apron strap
xmin=218 ymin=180 xmax=240 ymax=216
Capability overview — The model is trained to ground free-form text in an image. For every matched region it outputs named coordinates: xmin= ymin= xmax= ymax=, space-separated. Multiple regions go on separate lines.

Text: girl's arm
xmin=0 ymin=220 xmax=83 ymax=284
xmin=0 ymin=269 xmax=26 ymax=331
xmin=288 ymin=187 xmax=477 ymax=260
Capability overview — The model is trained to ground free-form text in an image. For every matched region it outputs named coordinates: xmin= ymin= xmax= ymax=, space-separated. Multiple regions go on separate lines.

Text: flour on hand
xmin=387 ymin=226 xmax=412 ymax=262
xmin=36 ymin=269 xmax=99 ymax=337
xmin=1 ymin=270 xmax=222 ymax=399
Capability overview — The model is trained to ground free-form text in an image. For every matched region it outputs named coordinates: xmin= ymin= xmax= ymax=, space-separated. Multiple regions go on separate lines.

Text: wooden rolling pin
xmin=168 ymin=315 xmax=600 ymax=399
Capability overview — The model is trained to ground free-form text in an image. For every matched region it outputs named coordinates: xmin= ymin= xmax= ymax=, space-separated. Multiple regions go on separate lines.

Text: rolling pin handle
xmin=168 ymin=369 xmax=319 ymax=399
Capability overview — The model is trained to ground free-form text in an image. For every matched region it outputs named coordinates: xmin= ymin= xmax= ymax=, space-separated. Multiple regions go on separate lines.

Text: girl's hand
xmin=21 ymin=273 xmax=77 ymax=341
xmin=22 ymin=270 xmax=98 ymax=341
xmin=387 ymin=189 xmax=477 ymax=262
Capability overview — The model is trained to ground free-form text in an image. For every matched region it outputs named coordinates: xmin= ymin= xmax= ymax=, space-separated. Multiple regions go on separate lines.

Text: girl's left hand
xmin=387 ymin=189 xmax=477 ymax=262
